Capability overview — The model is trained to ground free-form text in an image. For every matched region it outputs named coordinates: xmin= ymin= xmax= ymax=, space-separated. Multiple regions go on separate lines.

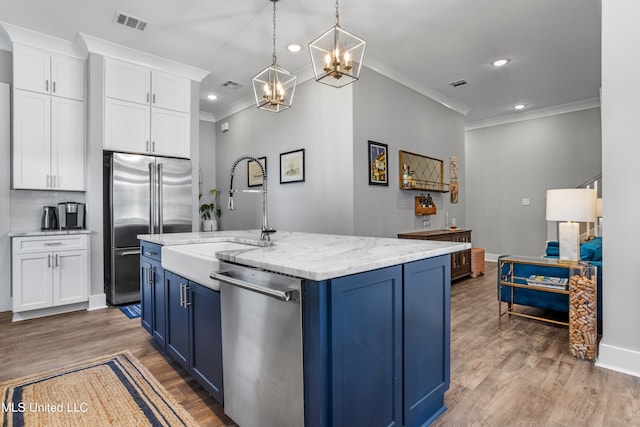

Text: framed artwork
xmin=280 ymin=149 xmax=305 ymax=184
xmin=450 ymin=156 xmax=459 ymax=180
xmin=450 ymin=180 xmax=459 ymax=203
xmin=368 ymin=140 xmax=388 ymax=186
xmin=248 ymin=157 xmax=267 ymax=187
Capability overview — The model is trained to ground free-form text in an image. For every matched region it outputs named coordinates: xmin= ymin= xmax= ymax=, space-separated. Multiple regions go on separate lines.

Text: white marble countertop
xmin=8 ymin=229 xmax=92 ymax=237
xmin=138 ymin=230 xmax=470 ymax=281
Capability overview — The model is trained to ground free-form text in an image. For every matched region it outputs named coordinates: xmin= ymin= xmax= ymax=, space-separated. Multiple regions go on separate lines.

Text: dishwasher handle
xmin=211 ymin=272 xmax=293 ymax=302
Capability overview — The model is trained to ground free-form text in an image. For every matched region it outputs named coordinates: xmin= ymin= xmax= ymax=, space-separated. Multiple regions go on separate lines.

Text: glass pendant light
xmin=252 ymin=0 xmax=297 ymax=112
xmin=308 ymin=0 xmax=366 ymax=88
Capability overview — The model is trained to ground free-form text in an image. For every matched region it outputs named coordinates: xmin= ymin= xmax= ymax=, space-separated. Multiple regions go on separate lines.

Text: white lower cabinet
xmin=12 ymin=234 xmax=89 ymax=314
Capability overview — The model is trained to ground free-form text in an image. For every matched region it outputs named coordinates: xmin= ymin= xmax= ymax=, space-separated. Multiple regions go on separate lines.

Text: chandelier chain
xmin=272 ymin=0 xmax=277 ymax=65
xmin=335 ymin=0 xmax=340 ymax=26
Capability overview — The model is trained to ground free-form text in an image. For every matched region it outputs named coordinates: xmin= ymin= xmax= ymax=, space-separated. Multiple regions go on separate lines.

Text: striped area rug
xmin=0 ymin=351 xmax=197 ymax=427
xmin=119 ymin=303 xmax=142 ymax=319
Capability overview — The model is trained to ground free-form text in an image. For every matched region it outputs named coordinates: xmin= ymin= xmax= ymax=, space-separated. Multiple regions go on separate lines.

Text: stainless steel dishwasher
xmin=211 ymin=261 xmax=304 ymax=427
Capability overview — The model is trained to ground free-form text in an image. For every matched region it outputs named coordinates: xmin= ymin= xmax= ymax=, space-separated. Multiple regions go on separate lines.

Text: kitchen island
xmin=138 ymin=230 xmax=470 ymax=427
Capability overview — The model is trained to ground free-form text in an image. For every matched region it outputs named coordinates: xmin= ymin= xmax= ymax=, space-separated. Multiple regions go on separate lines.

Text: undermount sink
xmin=161 ymin=242 xmax=256 ymax=290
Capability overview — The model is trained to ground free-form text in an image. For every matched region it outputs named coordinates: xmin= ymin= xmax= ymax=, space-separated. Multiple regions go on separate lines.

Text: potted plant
xmin=200 ymin=188 xmax=221 ymax=231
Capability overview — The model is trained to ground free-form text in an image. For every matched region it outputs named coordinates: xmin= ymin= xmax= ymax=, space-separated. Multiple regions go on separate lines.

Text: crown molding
xmin=199 ymin=111 xmax=216 ymax=122
xmin=0 ymin=21 xmax=85 ymax=58
xmin=77 ymin=33 xmax=209 ymax=82
xmin=465 ymin=98 xmax=601 ymax=131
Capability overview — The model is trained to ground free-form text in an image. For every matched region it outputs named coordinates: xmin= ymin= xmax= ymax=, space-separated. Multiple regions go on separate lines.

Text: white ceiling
xmin=0 ymin=0 xmax=602 ymax=124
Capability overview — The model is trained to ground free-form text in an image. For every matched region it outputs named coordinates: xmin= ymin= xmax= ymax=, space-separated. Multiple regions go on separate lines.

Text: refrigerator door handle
xmin=157 ymin=163 xmax=164 ymax=234
xmin=149 ymin=163 xmax=155 ymax=234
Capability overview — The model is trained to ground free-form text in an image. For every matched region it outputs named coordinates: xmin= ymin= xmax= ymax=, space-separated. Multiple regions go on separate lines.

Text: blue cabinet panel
xmin=330 ymin=265 xmax=403 ymax=427
xmin=166 ymin=271 xmax=190 ymax=369
xmin=403 ymin=255 xmax=450 ymax=426
xmin=140 ymin=257 xmax=153 ymax=334
xmin=190 ymin=281 xmax=224 ymax=404
xmin=151 ymin=262 xmax=166 ymax=347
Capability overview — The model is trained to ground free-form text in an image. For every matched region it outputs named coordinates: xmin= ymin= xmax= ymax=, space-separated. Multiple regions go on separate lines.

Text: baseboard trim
xmin=485 ymin=253 xmax=500 ymax=262
xmin=88 ymin=293 xmax=107 ymax=311
xmin=596 ymin=342 xmax=640 ymax=378
xmin=12 ymin=302 xmax=88 ymax=322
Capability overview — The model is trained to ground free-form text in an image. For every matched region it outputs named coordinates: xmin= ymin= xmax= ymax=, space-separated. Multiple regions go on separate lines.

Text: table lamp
xmin=595 ymin=197 xmax=603 ymax=237
xmin=546 ymin=189 xmax=596 ymax=261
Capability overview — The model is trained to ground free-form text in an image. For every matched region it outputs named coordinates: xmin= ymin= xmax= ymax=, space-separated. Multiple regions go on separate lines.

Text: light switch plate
xmin=521 ymin=198 xmax=530 ymax=206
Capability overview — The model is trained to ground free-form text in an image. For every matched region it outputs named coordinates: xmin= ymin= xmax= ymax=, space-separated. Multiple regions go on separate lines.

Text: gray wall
xmin=198 ymin=119 xmax=216 ymax=228
xmin=215 ymin=78 xmax=354 ymax=235
xmin=465 ymin=108 xmax=602 ymax=257
xmin=353 ymin=68 xmax=466 ymax=237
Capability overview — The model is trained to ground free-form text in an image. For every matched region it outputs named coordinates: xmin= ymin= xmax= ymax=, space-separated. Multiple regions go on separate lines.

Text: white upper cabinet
xmin=103 ymin=57 xmax=191 ymax=158
xmin=104 ymin=59 xmax=151 ymax=105
xmin=13 ymin=44 xmax=85 ymax=101
xmin=151 ymin=108 xmax=190 ymax=158
xmin=13 ymin=89 xmax=85 ymax=191
xmin=13 ymin=90 xmax=51 ymax=190
xmin=104 ymin=58 xmax=190 ymax=113
xmin=104 ymin=97 xmax=151 ymax=154
xmin=151 ymin=71 xmax=191 ymax=113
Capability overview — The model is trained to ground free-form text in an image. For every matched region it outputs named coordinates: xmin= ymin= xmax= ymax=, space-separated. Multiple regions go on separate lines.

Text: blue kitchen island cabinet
xmin=303 ymin=255 xmax=451 ymax=427
xmin=140 ymin=241 xmax=166 ymax=347
xmin=165 ymin=270 xmax=224 ymax=404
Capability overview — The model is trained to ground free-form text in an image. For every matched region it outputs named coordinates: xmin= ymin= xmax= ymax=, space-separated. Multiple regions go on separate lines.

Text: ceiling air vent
xmin=221 ymin=80 xmax=245 ymax=89
xmin=114 ymin=11 xmax=149 ymax=32
xmin=448 ymin=79 xmax=469 ymax=88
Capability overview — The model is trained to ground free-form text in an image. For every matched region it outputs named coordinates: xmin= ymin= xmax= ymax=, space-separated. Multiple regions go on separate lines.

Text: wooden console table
xmin=398 ymin=229 xmax=472 ymax=280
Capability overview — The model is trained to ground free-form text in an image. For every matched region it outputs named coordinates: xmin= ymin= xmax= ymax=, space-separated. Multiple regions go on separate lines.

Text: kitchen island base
xmin=303 ymin=255 xmax=451 ymax=427
xmin=139 ymin=232 xmax=458 ymax=427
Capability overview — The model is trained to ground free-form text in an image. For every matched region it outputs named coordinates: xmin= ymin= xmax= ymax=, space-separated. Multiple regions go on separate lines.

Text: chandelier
xmin=308 ymin=0 xmax=366 ymax=88
xmin=252 ymin=0 xmax=297 ymax=112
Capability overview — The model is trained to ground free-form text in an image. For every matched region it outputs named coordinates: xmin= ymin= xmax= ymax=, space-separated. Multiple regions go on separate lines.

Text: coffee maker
xmin=57 ymin=202 xmax=85 ymax=229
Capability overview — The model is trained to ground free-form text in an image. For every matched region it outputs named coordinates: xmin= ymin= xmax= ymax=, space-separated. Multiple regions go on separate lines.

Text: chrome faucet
xmin=228 ymin=155 xmax=276 ymax=241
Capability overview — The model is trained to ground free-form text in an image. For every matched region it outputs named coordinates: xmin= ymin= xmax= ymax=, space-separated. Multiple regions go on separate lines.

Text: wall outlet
xmin=521 ymin=198 xmax=530 ymax=206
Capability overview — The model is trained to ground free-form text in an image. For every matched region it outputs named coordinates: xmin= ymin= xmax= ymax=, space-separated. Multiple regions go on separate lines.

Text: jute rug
xmin=0 ymin=350 xmax=198 ymax=427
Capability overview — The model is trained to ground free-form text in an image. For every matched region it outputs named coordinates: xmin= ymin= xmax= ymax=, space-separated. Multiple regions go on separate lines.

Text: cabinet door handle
xmin=152 ymin=93 xmax=156 ymax=104
xmin=44 ymin=242 xmax=62 ymax=246
xmin=146 ymin=92 xmax=150 ymax=103
xmin=149 ymin=267 xmax=155 ymax=286
xmin=145 ymin=266 xmax=151 ymax=285
xmin=46 ymin=80 xmax=49 ymax=91
xmin=179 ymin=283 xmax=185 ymax=308
xmin=48 ymin=254 xmax=51 ymax=268
xmin=184 ymin=285 xmax=191 ymax=307
xmin=46 ymin=175 xmax=50 ymax=188
xmin=146 ymin=141 xmax=150 ymax=152
xmin=53 ymin=81 xmax=56 ymax=93
xmin=53 ymin=175 xmax=57 ymax=188
xmin=55 ymin=254 xmax=59 ymax=267
xmin=152 ymin=141 xmax=155 ymax=152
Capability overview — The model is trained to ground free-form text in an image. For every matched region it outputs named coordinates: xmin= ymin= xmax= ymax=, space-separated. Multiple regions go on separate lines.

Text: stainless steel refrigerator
xmin=104 ymin=152 xmax=192 ymax=305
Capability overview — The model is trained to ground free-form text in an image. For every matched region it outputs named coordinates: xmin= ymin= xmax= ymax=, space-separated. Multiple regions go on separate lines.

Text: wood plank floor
xmin=1 ymin=262 xmax=638 ymax=426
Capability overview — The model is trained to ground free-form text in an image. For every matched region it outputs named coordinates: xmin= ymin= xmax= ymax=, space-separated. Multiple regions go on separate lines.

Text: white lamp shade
xmin=546 ymin=188 xmax=597 ymax=222
xmin=596 ymin=198 xmax=603 ymax=217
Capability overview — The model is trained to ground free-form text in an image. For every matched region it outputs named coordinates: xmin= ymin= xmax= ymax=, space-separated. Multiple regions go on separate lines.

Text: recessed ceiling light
xmin=287 ymin=44 xmax=302 ymax=53
xmin=492 ymin=58 xmax=510 ymax=67
xmin=514 ymin=104 xmax=526 ymax=110
xmin=206 ymin=94 xmax=218 ymax=101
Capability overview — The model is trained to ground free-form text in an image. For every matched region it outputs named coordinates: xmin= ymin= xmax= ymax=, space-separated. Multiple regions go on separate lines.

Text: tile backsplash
xmin=11 ymin=190 xmax=87 ymax=232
